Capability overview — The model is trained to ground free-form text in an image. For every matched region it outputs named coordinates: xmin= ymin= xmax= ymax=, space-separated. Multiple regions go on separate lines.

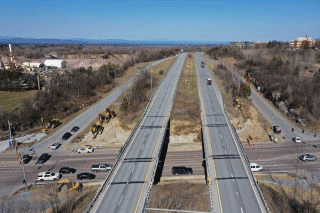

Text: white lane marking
xmin=117 ymin=194 xmax=123 ymax=207
xmin=220 ymin=134 xmax=223 ymax=138
xmin=224 ymin=150 xmax=227 ymax=154
xmin=241 ymin=207 xmax=244 ymax=213
xmin=236 ymin=191 xmax=239 ymax=196
xmin=131 ymin=165 xmax=135 ymax=173
xmin=141 ymin=144 xmax=145 ymax=150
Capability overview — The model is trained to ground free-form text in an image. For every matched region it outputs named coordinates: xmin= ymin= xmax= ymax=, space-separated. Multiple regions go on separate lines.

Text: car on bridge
xmin=172 ymin=166 xmax=193 ymax=175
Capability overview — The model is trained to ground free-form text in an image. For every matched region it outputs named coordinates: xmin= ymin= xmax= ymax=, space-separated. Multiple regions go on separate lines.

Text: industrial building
xmin=44 ymin=59 xmax=66 ymax=68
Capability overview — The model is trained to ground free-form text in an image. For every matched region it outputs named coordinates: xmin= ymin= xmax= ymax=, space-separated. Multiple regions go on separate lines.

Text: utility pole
xmin=37 ymin=69 xmax=41 ymax=90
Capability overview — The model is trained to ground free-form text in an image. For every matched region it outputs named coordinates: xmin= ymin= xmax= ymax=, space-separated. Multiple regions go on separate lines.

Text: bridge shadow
xmin=111 ymin=181 xmax=145 ymax=185
xmin=215 ymin=177 xmax=249 ymax=180
xmin=153 ymin=119 xmax=170 ymax=184
xmin=210 ymin=154 xmax=240 ymax=159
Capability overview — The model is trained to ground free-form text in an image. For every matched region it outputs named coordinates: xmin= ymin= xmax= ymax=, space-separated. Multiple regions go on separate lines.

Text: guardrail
xmin=85 ymin=55 xmax=179 ymax=213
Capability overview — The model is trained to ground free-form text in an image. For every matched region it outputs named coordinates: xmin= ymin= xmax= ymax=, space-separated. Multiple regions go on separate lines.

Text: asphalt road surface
xmin=28 ymin=56 xmax=175 ymax=154
xmin=90 ymin=53 xmax=186 ymax=213
xmin=195 ymin=53 xmax=266 ymax=213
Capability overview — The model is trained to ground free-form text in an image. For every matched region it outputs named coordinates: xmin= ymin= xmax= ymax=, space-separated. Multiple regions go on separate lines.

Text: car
xmin=91 ymin=164 xmax=113 ymax=172
xmin=250 ymin=163 xmax=263 ymax=172
xmin=37 ymin=172 xmax=61 ymax=181
xmin=51 ymin=142 xmax=61 ymax=150
xmin=273 ymin=126 xmax=281 ymax=134
xmin=62 ymin=132 xmax=72 ymax=140
xmin=77 ymin=172 xmax=96 ymax=180
xmin=299 ymin=154 xmax=317 ymax=161
xmin=172 ymin=166 xmax=193 ymax=175
xmin=20 ymin=154 xmax=32 ymax=164
xmin=77 ymin=146 xmax=94 ymax=154
xmin=59 ymin=167 xmax=76 ymax=174
xmin=37 ymin=153 xmax=51 ymax=164
xmin=207 ymin=78 xmax=212 ymax=85
xmin=293 ymin=136 xmax=302 ymax=143
xmin=71 ymin=126 xmax=80 ymax=133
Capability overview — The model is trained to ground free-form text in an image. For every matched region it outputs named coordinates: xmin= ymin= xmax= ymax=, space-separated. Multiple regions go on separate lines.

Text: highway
xmin=90 ymin=53 xmax=186 ymax=213
xmin=0 ymin=56 xmax=176 ymax=196
xmin=28 ymin=56 xmax=175 ymax=154
xmin=195 ymin=53 xmax=267 ymax=213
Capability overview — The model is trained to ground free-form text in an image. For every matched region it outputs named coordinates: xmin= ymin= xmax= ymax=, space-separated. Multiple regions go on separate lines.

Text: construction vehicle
xmin=57 ymin=177 xmax=83 ymax=192
xmin=105 ymin=108 xmax=116 ymax=121
xmin=91 ymin=124 xmax=104 ymax=138
xmin=232 ymin=97 xmax=243 ymax=111
xmin=41 ymin=118 xmax=61 ymax=132
xmin=5 ymin=44 xmax=17 ymax=70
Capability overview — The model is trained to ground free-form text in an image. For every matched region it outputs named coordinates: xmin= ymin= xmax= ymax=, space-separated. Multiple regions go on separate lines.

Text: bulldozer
xmin=41 ymin=118 xmax=61 ymax=132
xmin=57 ymin=177 xmax=83 ymax=192
xmin=91 ymin=124 xmax=104 ymax=138
xmin=105 ymin=108 xmax=116 ymax=121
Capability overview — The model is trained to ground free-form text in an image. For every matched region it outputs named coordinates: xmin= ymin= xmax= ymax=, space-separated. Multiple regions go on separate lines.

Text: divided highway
xmin=89 ymin=53 xmax=186 ymax=213
xmin=195 ymin=53 xmax=267 ymax=213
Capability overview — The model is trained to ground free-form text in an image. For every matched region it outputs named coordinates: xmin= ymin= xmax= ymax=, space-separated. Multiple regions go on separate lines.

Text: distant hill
xmin=0 ymin=36 xmax=227 ymax=46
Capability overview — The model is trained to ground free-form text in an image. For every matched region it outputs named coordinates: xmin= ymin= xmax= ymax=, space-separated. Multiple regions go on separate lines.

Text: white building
xmin=22 ymin=62 xmax=41 ymax=68
xmin=44 ymin=59 xmax=66 ymax=68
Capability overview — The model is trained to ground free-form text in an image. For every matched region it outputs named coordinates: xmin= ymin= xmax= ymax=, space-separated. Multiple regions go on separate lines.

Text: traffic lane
xmin=0 ymin=151 xmax=118 ymax=194
xmin=95 ymin=161 xmax=149 ymax=213
xmin=198 ymin=54 xmax=263 ymax=213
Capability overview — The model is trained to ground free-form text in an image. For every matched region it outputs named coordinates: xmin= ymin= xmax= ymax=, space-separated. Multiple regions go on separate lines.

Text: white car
xmin=77 ymin=147 xmax=94 ymax=154
xmin=293 ymin=136 xmax=301 ymax=143
xmin=51 ymin=142 xmax=61 ymax=150
xmin=37 ymin=172 xmax=61 ymax=181
xmin=250 ymin=163 xmax=263 ymax=172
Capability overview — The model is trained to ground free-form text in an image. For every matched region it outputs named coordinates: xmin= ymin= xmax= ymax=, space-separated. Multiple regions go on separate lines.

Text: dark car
xmin=77 ymin=172 xmax=96 ymax=180
xmin=172 ymin=166 xmax=193 ymax=175
xmin=20 ymin=154 xmax=32 ymax=164
xmin=71 ymin=126 xmax=80 ymax=133
xmin=62 ymin=132 xmax=72 ymax=140
xmin=37 ymin=153 xmax=51 ymax=164
xmin=59 ymin=167 xmax=76 ymax=174
xmin=299 ymin=154 xmax=317 ymax=161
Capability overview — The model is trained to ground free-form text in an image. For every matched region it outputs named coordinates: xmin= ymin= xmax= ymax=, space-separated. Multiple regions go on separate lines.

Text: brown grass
xmin=148 ymin=182 xmax=210 ymax=212
xmin=0 ymin=90 xmax=36 ymax=112
xmin=171 ymin=53 xmax=200 ymax=135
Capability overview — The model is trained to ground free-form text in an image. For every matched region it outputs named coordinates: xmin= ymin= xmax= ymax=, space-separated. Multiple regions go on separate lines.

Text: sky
xmin=0 ymin=0 xmax=319 ymax=42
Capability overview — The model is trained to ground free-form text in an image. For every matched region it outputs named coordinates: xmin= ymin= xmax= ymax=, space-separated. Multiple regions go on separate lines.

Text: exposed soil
xmin=148 ymin=181 xmax=210 ymax=212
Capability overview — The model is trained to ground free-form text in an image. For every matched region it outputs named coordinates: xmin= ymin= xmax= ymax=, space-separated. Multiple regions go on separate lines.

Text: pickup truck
xmin=91 ymin=163 xmax=113 ymax=172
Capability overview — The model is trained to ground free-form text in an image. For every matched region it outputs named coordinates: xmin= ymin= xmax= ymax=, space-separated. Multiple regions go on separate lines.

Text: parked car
xmin=207 ymin=78 xmax=212 ymax=85
xmin=62 ymin=132 xmax=72 ymax=140
xmin=37 ymin=153 xmax=51 ymax=164
xmin=51 ymin=142 xmax=61 ymax=150
xmin=250 ymin=163 xmax=263 ymax=172
xmin=172 ymin=166 xmax=193 ymax=175
xmin=77 ymin=172 xmax=96 ymax=180
xmin=71 ymin=126 xmax=80 ymax=133
xmin=20 ymin=154 xmax=32 ymax=164
xmin=293 ymin=136 xmax=302 ymax=143
xmin=299 ymin=154 xmax=317 ymax=161
xmin=59 ymin=167 xmax=76 ymax=174
xmin=37 ymin=172 xmax=61 ymax=181
xmin=91 ymin=163 xmax=112 ymax=172
xmin=77 ymin=145 xmax=94 ymax=154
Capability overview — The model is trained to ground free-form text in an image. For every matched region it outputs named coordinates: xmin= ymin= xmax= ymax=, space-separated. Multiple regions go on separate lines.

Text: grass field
xmin=0 ymin=90 xmax=36 ymax=112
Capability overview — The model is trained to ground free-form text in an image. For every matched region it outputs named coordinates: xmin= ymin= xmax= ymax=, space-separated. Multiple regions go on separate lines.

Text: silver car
xmin=299 ymin=154 xmax=317 ymax=161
